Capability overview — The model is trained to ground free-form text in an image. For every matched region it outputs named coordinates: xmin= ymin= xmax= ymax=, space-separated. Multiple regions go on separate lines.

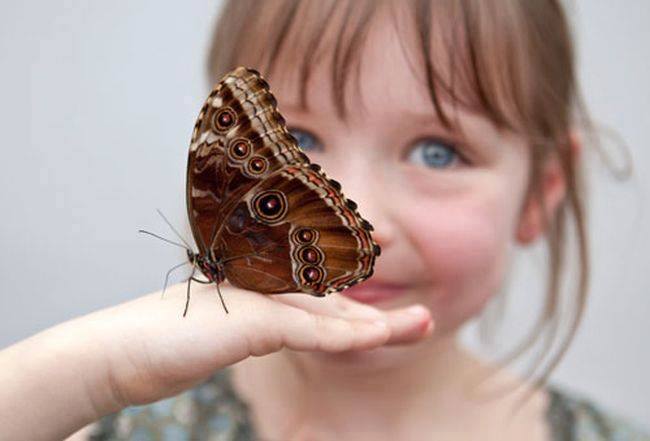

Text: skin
xmin=227 ymin=7 xmax=570 ymax=441
xmin=0 ymin=285 xmax=432 ymax=441
xmin=0 ymin=6 xmax=571 ymax=441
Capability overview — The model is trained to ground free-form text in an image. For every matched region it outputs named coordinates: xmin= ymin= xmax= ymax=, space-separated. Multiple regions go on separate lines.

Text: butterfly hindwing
xmin=217 ymin=164 xmax=378 ymax=295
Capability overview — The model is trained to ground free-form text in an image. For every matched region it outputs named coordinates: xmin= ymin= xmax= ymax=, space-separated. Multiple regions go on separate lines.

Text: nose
xmin=329 ymin=153 xmax=397 ymax=250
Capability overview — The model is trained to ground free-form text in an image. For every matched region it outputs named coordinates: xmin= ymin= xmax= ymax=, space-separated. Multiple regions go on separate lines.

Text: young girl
xmin=1 ymin=1 xmax=647 ymax=440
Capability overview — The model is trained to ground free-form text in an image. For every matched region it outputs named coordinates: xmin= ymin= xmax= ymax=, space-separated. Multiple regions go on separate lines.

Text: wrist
xmin=0 ymin=311 xmax=123 ymax=440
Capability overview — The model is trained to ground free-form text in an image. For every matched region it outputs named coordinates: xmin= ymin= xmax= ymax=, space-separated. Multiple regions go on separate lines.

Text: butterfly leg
xmin=190 ymin=277 xmax=211 ymax=284
xmin=215 ymin=282 xmax=229 ymax=315
xmin=161 ymin=261 xmax=191 ymax=299
xmin=183 ymin=267 xmax=196 ymax=317
xmin=182 ymin=275 xmax=228 ymax=315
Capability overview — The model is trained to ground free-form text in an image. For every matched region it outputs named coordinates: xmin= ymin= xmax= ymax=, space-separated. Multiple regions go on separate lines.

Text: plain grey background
xmin=1 ymin=0 xmax=648 ymax=428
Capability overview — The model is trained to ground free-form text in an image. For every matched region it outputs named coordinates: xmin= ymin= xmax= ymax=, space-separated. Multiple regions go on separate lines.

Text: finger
xmin=271 ymin=292 xmax=385 ymax=321
xmin=271 ymin=293 xmax=434 ymax=346
xmin=273 ymin=309 xmax=391 ymax=353
xmin=383 ymin=305 xmax=434 ymax=345
xmin=273 ymin=294 xmax=434 ymax=345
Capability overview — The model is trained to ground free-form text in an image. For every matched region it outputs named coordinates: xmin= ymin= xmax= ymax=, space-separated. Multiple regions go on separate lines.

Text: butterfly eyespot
xmin=300 ymin=246 xmax=323 ymax=265
xmin=293 ymin=227 xmax=317 ymax=245
xmin=248 ymin=156 xmax=268 ymax=175
xmin=213 ymin=108 xmax=237 ymax=132
xmin=346 ymin=199 xmax=358 ymax=211
xmin=252 ymin=190 xmax=287 ymax=222
xmin=301 ymin=265 xmax=324 ymax=284
xmin=229 ymin=139 xmax=251 ymax=160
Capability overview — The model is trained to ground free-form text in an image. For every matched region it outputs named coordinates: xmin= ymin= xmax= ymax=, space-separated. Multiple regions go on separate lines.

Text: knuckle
xmin=245 ymin=317 xmax=283 ymax=356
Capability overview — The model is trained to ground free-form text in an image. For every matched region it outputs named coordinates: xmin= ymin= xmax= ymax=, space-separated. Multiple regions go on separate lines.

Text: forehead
xmin=232 ymin=1 xmax=481 ymax=125
xmin=272 ymin=16 xmax=434 ymax=119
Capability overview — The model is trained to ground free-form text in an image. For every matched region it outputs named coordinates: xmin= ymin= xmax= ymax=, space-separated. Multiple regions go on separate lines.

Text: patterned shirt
xmin=90 ymin=368 xmax=649 ymax=441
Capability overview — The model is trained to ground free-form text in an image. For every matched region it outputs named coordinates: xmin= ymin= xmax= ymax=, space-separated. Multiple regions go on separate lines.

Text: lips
xmin=341 ymin=281 xmax=408 ymax=304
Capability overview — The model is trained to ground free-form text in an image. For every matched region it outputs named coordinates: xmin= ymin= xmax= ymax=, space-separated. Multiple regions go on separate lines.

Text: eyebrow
xmin=278 ymin=88 xmax=497 ymax=139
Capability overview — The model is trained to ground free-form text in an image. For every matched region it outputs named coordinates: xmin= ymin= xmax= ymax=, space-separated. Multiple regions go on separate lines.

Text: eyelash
xmin=288 ymin=127 xmax=467 ymax=169
xmin=404 ymin=137 xmax=465 ymax=170
xmin=288 ymin=127 xmax=324 ymax=153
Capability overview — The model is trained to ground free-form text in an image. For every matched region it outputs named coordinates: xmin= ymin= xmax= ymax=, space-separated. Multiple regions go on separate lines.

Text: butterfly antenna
xmin=156 ymin=208 xmax=193 ymax=250
xmin=183 ymin=266 xmax=196 ymax=317
xmin=139 ymin=229 xmax=190 ymax=250
xmin=215 ymin=281 xmax=229 ymax=314
xmin=161 ymin=261 xmax=191 ymax=299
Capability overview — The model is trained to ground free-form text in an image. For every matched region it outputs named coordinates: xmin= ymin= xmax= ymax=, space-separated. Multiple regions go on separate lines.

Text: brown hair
xmin=206 ymin=0 xmax=590 ymax=387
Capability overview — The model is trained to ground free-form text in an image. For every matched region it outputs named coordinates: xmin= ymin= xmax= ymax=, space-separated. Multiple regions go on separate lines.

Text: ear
xmin=516 ymin=132 xmax=581 ymax=244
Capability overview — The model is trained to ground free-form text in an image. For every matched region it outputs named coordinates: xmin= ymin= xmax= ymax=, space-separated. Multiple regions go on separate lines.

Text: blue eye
xmin=289 ymin=127 xmax=323 ymax=152
xmin=407 ymin=138 xmax=459 ymax=169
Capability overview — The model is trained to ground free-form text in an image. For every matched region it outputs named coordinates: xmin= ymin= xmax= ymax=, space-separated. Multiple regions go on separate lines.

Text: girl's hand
xmin=0 ymin=283 xmax=432 ymax=441
xmin=102 ymin=283 xmax=433 ymax=407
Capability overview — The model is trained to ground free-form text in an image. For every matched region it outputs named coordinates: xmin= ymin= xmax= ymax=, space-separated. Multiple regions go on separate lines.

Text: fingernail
xmin=405 ymin=305 xmax=428 ymax=317
xmin=424 ymin=319 xmax=434 ymax=335
xmin=371 ymin=319 xmax=389 ymax=330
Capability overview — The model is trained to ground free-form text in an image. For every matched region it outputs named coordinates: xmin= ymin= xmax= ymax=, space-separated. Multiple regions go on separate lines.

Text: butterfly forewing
xmin=186 ymin=67 xmax=307 ymax=254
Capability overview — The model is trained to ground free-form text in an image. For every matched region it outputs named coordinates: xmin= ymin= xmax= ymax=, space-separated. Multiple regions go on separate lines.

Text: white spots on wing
xmin=199 ymin=131 xmax=211 ymax=144
xmin=211 ymin=96 xmax=223 ymax=108
xmin=191 ymin=188 xmax=212 ymax=198
xmin=206 ymin=132 xmax=218 ymax=144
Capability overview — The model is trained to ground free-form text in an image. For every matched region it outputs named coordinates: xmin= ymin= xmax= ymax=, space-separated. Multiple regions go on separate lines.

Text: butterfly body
xmin=186 ymin=250 xmax=226 ymax=285
xmin=185 ymin=67 xmax=380 ymax=312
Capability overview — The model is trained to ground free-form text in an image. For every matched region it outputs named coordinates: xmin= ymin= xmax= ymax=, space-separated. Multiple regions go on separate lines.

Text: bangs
xmin=208 ymin=0 xmax=377 ymax=119
xmin=207 ymin=0 xmax=574 ymax=140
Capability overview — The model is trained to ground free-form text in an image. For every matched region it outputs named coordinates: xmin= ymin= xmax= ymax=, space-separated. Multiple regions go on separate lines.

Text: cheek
xmin=403 ymin=194 xmax=518 ymax=332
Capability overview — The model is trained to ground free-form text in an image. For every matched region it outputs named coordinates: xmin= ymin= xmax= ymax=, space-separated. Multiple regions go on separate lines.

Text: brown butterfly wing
xmin=216 ymin=164 xmax=379 ymax=295
xmin=186 ymin=67 xmax=308 ymax=254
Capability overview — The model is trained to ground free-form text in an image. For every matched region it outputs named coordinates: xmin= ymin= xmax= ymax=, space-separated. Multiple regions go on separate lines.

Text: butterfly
xmin=172 ymin=67 xmax=380 ymax=316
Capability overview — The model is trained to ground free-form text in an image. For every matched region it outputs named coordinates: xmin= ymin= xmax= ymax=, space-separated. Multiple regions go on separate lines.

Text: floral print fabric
xmin=91 ymin=368 xmax=648 ymax=441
